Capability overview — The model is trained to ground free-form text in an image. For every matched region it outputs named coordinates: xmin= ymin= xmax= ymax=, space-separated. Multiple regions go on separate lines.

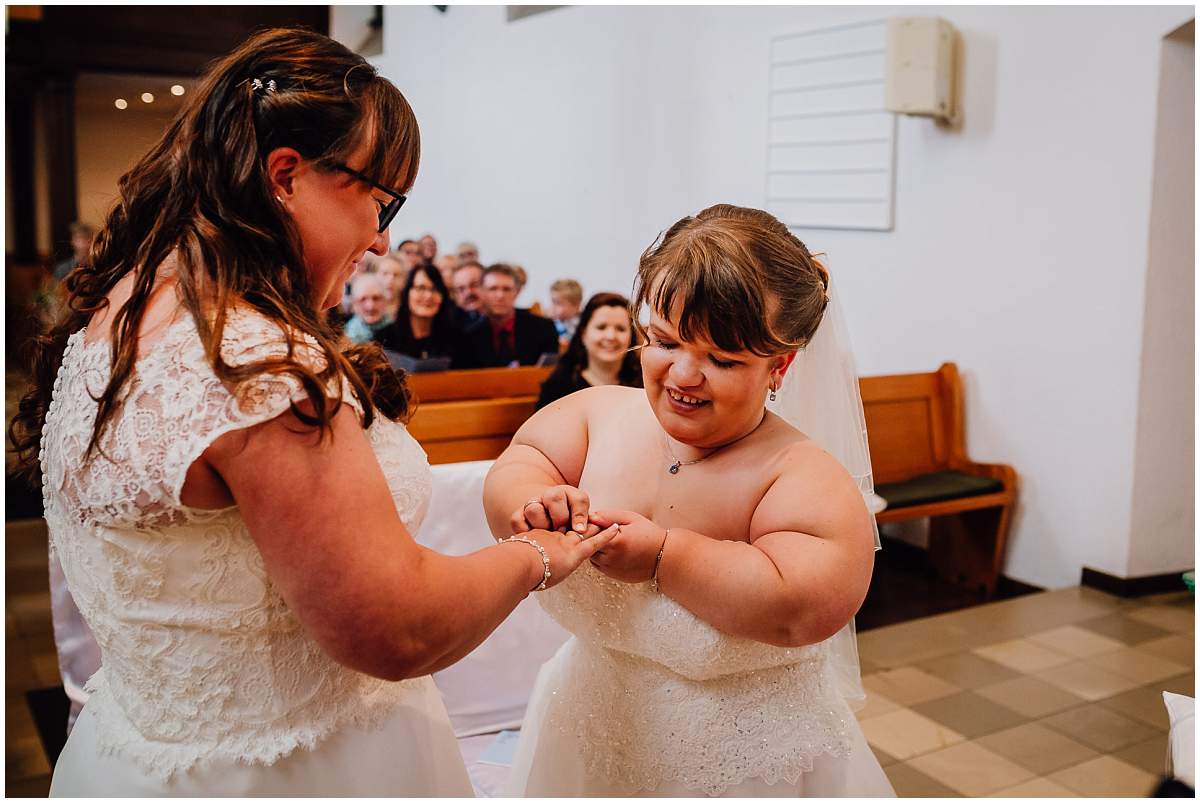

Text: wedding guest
xmin=460 ymin=264 xmax=559 ymax=368
xmin=450 ymin=260 xmax=485 ymax=327
xmin=549 ymin=278 xmax=583 ymax=344
xmin=375 ymin=262 xmax=462 ymax=363
xmin=344 ymin=273 xmax=394 ymax=344
xmin=434 ymin=253 xmax=460 ymax=288
xmin=13 ymin=27 xmax=613 ymax=796
xmin=397 ymin=238 xmax=424 ymax=270
xmin=456 ymin=240 xmax=479 ymax=264
xmin=53 ymin=222 xmax=95 ymax=281
xmin=376 ymin=253 xmax=408 ymax=319
xmin=419 ymin=233 xmax=437 ymax=261
xmin=536 ymin=292 xmax=641 ymax=409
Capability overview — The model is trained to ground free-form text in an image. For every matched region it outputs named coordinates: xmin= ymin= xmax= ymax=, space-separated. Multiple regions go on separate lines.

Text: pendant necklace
xmin=662 ymin=412 xmax=766 ymax=475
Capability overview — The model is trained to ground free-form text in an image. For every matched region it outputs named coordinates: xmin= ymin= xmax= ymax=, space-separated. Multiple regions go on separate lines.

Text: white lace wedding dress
xmin=41 ymin=309 xmax=473 ymax=796
xmin=506 ymin=563 xmax=893 ymax=797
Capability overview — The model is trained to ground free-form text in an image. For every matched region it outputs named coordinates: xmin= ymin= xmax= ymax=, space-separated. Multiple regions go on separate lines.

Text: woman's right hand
xmin=502 ymin=524 xmax=619 ymax=591
xmin=510 ymin=484 xmax=593 ymax=536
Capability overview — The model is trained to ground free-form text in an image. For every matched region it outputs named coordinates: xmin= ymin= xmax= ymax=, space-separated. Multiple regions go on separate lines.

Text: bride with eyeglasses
xmin=12 ymin=27 xmax=613 ymax=796
xmin=485 ymin=204 xmax=893 ymax=796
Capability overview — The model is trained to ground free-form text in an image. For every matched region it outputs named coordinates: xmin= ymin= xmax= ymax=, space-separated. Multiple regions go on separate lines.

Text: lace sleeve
xmin=159 ymin=308 xmax=364 ymax=510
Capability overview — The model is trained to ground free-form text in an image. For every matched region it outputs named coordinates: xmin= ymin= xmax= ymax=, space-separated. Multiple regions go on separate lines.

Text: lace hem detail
xmin=83 ymin=669 xmax=424 ymax=782
xmin=544 ymin=640 xmax=854 ymax=796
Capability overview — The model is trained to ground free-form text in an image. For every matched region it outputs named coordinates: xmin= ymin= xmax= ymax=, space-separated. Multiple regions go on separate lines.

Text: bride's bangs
xmin=354 ymin=82 xmax=421 ymax=194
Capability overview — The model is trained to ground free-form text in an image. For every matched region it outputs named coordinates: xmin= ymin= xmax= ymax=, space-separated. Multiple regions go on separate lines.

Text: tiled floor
xmin=856 ymin=585 xmax=1194 ymax=797
xmin=6 ymin=517 xmax=1194 ymax=797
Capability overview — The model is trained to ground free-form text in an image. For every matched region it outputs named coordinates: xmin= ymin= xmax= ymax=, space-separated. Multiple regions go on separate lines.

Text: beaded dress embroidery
xmin=39 ymin=309 xmax=432 ymax=780
xmin=536 ymin=563 xmax=854 ymax=796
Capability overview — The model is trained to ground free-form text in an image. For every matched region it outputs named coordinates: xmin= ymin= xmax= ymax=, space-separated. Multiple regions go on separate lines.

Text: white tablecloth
xmin=417 ymin=460 xmax=571 ymax=737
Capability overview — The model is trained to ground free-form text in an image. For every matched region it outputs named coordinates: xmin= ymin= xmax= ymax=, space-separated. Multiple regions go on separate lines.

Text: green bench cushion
xmin=876 ymin=470 xmax=1005 ymax=510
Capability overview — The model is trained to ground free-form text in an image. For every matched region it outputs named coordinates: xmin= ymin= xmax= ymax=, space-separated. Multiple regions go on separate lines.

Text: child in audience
xmin=377 ymin=254 xmax=408 ymax=320
xmin=343 ymin=273 xmax=394 ymax=344
xmin=549 ymin=279 xmax=583 ymax=345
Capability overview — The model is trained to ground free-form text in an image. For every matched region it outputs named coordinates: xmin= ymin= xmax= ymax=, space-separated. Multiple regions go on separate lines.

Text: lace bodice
xmin=39 ymin=309 xmax=432 ymax=780
xmin=537 ymin=564 xmax=854 ymax=795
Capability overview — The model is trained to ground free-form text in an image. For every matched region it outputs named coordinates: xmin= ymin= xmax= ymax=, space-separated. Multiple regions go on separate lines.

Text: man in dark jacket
xmin=460 ymin=264 xmax=559 ymax=368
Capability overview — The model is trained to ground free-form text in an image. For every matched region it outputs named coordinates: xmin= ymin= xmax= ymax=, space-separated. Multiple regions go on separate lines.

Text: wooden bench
xmin=406 ymin=362 xmax=1016 ymax=595
xmin=406 ymin=367 xmax=550 ymax=465
xmin=861 ymin=363 xmax=1017 ymax=596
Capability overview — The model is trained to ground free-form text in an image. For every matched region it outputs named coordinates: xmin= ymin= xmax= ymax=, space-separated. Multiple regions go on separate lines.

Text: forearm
xmin=655 ymin=529 xmax=823 ymax=648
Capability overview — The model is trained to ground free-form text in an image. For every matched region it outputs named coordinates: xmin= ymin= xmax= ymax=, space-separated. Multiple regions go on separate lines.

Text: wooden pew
xmin=407 ymin=362 xmax=1016 ymax=595
xmin=861 ymin=363 xmax=1017 ymax=596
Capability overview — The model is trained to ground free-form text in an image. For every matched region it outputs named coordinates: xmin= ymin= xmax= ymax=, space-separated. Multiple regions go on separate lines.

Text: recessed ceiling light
xmin=141 ymin=92 xmax=154 ymax=103
xmin=114 ymin=98 xmax=128 ymax=110
xmin=170 ymin=84 xmax=185 ymax=96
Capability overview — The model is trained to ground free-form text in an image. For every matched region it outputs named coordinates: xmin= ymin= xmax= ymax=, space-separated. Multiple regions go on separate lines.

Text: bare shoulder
xmin=531 ymin=384 xmax=643 ymax=427
xmin=750 ymin=415 xmax=872 ymax=542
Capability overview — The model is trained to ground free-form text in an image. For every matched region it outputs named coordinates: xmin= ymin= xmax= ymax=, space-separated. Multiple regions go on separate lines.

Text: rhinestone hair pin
xmin=250 ymin=78 xmax=277 ymax=93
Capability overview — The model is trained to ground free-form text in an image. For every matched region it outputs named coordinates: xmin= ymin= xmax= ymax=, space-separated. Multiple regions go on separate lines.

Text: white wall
xmin=375 ymin=5 xmax=1194 ymax=588
xmin=1127 ymin=22 xmax=1194 ymax=578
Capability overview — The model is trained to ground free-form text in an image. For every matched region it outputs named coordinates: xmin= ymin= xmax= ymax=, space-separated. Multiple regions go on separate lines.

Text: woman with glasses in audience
xmin=12 ymin=27 xmax=613 ymax=796
xmin=375 ymin=261 xmax=464 ymax=365
xmin=537 ymin=292 xmax=642 ymax=409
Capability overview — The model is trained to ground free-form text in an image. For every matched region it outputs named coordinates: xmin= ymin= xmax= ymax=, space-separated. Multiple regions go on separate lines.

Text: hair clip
xmin=250 ymin=78 xmax=277 ymax=93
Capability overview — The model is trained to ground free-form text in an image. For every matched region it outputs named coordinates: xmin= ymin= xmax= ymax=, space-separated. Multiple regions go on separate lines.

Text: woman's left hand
xmin=587 ymin=509 xmax=668 ymax=584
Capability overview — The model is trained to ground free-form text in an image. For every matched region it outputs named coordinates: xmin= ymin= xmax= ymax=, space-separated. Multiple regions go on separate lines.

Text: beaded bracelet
xmin=501 ymin=535 xmax=551 ymax=592
xmin=650 ymin=528 xmax=670 ymax=593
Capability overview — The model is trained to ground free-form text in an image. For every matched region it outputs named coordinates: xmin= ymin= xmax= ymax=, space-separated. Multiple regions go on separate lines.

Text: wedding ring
xmin=571 ymin=532 xmax=585 ymax=542
xmin=523 ymin=498 xmax=542 ymax=511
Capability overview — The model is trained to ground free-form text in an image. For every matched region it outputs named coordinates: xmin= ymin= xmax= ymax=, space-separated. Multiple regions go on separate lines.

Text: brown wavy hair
xmin=9 ymin=27 xmax=420 ymax=479
xmin=547 ymin=292 xmax=643 ymax=391
xmin=632 ymin=204 xmax=830 ymax=357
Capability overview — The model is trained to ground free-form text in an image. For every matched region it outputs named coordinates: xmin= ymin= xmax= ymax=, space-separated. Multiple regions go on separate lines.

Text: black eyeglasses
xmin=333 ymin=164 xmax=407 ymax=233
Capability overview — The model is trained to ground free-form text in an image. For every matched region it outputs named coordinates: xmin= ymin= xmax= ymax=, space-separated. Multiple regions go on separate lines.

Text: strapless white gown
xmin=41 ymin=310 xmax=473 ymax=796
xmin=506 ymin=563 xmax=893 ymax=797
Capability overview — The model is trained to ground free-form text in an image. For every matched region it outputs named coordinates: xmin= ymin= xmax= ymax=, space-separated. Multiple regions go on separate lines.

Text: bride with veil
xmin=483 ymin=204 xmax=893 ymax=797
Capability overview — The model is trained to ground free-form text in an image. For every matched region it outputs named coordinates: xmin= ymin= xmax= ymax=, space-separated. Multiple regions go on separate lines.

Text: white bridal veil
xmin=767 ymin=275 xmax=880 ymax=706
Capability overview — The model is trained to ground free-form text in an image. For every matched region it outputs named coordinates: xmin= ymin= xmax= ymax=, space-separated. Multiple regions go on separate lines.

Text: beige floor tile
xmin=1040 ymin=703 xmax=1159 ymax=753
xmin=1126 ymin=604 xmax=1194 ymax=635
xmin=870 ymin=744 xmax=900 ymax=768
xmin=855 ymin=689 xmax=902 ymax=721
xmin=1077 ymin=613 xmax=1170 ymax=646
xmin=1049 ymin=755 xmax=1157 ymax=797
xmin=883 ymin=762 xmax=961 ymax=797
xmin=1099 ymin=683 xmax=1173 ymax=730
xmin=1029 ymin=624 xmax=1124 ymax=658
xmin=973 ymin=638 xmax=1074 ymax=673
xmin=976 ymin=722 xmax=1099 ymax=776
xmin=862 ymin=667 xmax=960 ymax=706
xmin=908 ymin=741 xmax=1035 ymax=796
xmin=859 ymin=708 xmax=965 ymax=761
xmin=988 ymin=777 xmax=1080 ymax=797
xmin=1112 ymin=733 xmax=1170 ymax=777
xmin=976 ymin=675 xmax=1086 ymax=719
xmin=1035 ymin=659 xmax=1142 ymax=701
xmin=857 ymin=620 xmax=985 ymax=669
xmin=910 ymin=691 xmax=1029 ymax=739
xmin=1140 ymin=634 xmax=1195 ymax=667
xmin=915 ymin=651 xmax=1020 ymax=690
xmin=1089 ymin=646 xmax=1189 ymax=685
xmin=1161 ymin=672 xmax=1194 ymax=696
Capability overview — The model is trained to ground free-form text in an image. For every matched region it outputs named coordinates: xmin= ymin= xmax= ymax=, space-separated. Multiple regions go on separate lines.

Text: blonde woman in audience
xmin=487 ymin=204 xmax=890 ymax=797
xmin=343 ymin=273 xmax=393 ymax=344
xmin=376 ymin=253 xmax=408 ymax=320
xmin=11 ymin=27 xmax=613 ymax=796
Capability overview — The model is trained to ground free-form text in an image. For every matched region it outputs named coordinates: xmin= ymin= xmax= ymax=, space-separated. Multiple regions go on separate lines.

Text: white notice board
xmin=767 ymin=18 xmax=897 ymax=231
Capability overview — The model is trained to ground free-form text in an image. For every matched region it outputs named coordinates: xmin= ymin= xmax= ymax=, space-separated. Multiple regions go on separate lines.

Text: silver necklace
xmin=662 ymin=413 xmax=766 ymax=475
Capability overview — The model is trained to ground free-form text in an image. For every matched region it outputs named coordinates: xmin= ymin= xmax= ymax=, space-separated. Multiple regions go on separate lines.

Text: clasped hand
xmin=513 ymin=487 xmax=666 ymax=584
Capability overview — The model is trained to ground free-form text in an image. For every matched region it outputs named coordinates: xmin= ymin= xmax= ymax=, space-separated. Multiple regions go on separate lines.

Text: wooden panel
xmin=425 ymin=437 xmax=514 ymax=465
xmin=408 ymin=366 xmax=552 ymax=403
xmin=862 ymin=398 xmax=940 ymax=483
xmin=407 ymin=398 xmax=538 ymax=442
